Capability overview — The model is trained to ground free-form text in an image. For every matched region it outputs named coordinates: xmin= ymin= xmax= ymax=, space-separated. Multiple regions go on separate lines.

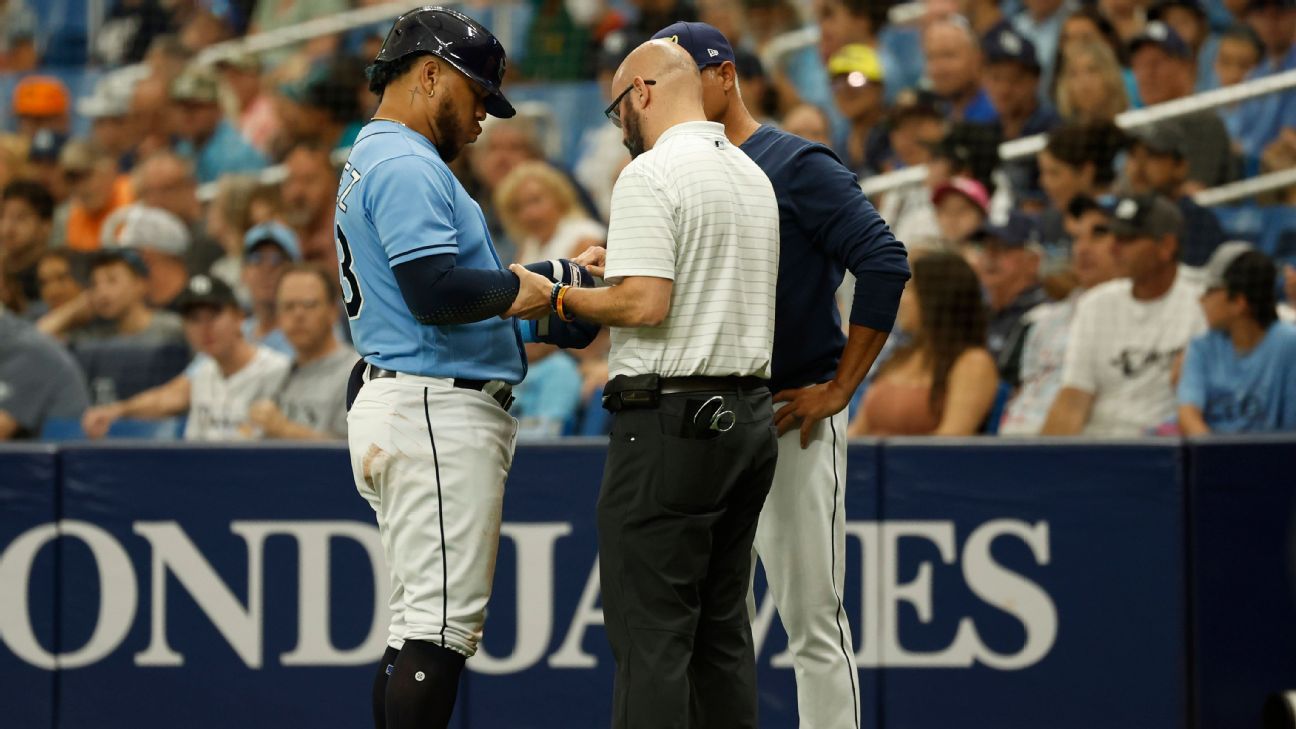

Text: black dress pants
xmin=597 ymin=389 xmax=778 ymax=729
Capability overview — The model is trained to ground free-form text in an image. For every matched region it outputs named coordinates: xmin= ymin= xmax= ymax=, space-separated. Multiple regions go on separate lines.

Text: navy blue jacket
xmin=741 ymin=125 xmax=911 ymax=392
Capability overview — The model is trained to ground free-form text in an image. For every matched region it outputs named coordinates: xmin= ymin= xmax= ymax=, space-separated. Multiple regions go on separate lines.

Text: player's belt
xmin=365 ymin=364 xmax=514 ymax=411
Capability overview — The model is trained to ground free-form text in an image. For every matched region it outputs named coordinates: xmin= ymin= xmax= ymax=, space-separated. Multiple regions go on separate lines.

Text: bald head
xmin=610 ymin=40 xmax=707 ymax=158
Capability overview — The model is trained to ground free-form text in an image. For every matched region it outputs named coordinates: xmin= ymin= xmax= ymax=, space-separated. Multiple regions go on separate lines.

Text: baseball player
xmin=653 ymin=23 xmax=910 ymax=729
xmin=336 ymin=9 xmax=589 ymax=729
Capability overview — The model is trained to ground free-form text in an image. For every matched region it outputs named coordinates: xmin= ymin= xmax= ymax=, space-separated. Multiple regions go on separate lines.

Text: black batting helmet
xmin=374 ymin=6 xmax=515 ymax=118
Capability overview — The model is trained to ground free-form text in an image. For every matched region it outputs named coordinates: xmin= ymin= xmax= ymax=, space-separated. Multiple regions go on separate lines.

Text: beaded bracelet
xmin=549 ymin=281 xmax=564 ymax=312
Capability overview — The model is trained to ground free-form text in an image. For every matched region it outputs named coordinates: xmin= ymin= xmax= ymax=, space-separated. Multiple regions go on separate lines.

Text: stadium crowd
xmin=1 ymin=0 xmax=1294 ymax=442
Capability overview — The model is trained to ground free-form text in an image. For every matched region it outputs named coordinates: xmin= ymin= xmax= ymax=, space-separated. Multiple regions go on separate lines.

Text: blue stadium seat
xmin=982 ymin=381 xmax=1014 ymax=435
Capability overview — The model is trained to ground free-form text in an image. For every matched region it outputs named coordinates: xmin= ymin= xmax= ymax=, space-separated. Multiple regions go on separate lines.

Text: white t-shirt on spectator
xmin=1060 ymin=268 xmax=1207 ymax=436
xmin=185 ymin=345 xmax=291 ymax=441
xmin=602 ymin=121 xmax=779 ymax=380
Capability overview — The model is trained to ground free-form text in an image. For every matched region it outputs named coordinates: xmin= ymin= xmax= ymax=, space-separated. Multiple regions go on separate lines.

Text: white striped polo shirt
xmin=602 ymin=120 xmax=779 ymax=379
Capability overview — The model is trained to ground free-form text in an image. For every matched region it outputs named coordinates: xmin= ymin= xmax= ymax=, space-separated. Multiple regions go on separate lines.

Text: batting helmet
xmin=374 ymin=6 xmax=515 ymax=118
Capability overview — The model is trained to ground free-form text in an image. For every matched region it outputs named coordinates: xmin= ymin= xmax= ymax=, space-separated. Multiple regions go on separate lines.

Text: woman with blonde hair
xmin=1055 ymin=40 xmax=1130 ymax=124
xmin=494 ymin=160 xmax=604 ymax=264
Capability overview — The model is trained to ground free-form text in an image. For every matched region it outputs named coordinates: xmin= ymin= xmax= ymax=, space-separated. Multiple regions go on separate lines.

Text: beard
xmin=622 ymin=104 xmax=646 ymax=160
xmin=431 ymin=96 xmax=466 ymax=163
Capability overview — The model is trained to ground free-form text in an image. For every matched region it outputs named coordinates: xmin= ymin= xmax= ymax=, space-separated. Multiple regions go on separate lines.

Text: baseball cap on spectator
xmin=1202 ymin=241 xmax=1256 ymax=290
xmin=79 ymin=67 xmax=146 ymax=119
xmin=1149 ymin=0 xmax=1208 ymax=22
xmin=243 ymin=221 xmax=302 ymax=262
xmin=58 ymin=139 xmax=98 ymax=176
xmin=1066 ymin=193 xmax=1111 ymax=218
xmin=932 ymin=177 xmax=990 ymax=213
xmin=1129 ymin=122 xmax=1189 ymax=159
xmin=1128 ymin=21 xmax=1193 ymax=60
xmin=651 ymin=21 xmax=736 ymax=69
xmin=101 ymin=205 xmax=192 ymax=258
xmin=982 ymin=23 xmax=1041 ymax=72
xmin=174 ymin=274 xmax=239 ymax=314
xmin=971 ymin=212 xmax=1040 ymax=248
xmin=827 ymin=44 xmax=886 ymax=87
xmin=170 ymin=68 xmax=220 ymax=104
xmin=28 ymin=129 xmax=68 ymax=163
xmin=90 ymin=247 xmax=150 ymax=277
xmin=13 ymin=76 xmax=71 ymax=117
xmin=1102 ymin=193 xmax=1184 ymax=238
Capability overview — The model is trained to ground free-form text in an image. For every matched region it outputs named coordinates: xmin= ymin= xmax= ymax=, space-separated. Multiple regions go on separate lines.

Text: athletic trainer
xmin=508 ymin=39 xmax=781 ymax=729
xmin=654 ymin=22 xmax=910 ymax=729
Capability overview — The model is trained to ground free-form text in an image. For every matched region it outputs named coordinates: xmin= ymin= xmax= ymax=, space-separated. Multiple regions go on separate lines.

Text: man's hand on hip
xmin=772 ymin=381 xmax=854 ymax=449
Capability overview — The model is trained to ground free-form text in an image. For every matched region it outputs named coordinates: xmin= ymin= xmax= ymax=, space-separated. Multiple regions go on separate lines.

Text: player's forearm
xmin=119 ymin=375 xmax=191 ymax=419
xmin=833 ymin=325 xmax=888 ymax=395
xmin=1178 ymin=405 xmax=1211 ymax=436
xmin=563 ymin=280 xmax=670 ymax=328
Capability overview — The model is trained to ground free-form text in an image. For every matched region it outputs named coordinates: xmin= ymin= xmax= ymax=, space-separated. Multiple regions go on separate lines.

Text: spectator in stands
xmin=945 ymin=0 xmax=1006 ymax=36
xmin=277 ymin=57 xmax=368 ymax=154
xmin=780 ymin=104 xmax=833 ymax=146
xmin=496 ymin=161 xmax=606 ymax=264
xmin=95 ymin=0 xmax=175 ymax=65
xmin=923 ymin=16 xmax=999 ymax=123
xmin=25 ymin=129 xmax=69 ymax=204
xmin=11 ymin=76 xmax=70 ymax=142
xmin=1055 ymin=40 xmax=1130 ymax=123
xmin=1180 ymin=243 xmax=1296 ymax=434
xmin=62 ymin=249 xmax=185 ymax=346
xmin=1129 ymin=21 xmax=1236 ymax=188
xmin=214 ymin=54 xmax=280 ymax=156
xmin=240 ymin=221 xmax=299 ymax=355
xmin=280 ymin=144 xmax=338 ymax=269
xmin=932 ymin=176 xmax=991 ymax=248
xmin=816 ymin=0 xmax=923 ymax=102
xmin=1043 ymin=194 xmax=1207 ymax=435
xmin=1000 ymin=195 xmax=1122 ymax=434
xmin=1124 ymin=123 xmax=1226 ymax=265
xmin=170 ymin=67 xmax=268 ymax=184
xmin=0 ymin=180 xmax=54 ymax=308
xmin=970 ymin=213 xmax=1050 ymax=361
xmin=205 ymin=174 xmax=260 ymax=300
xmin=131 ymin=152 xmax=223 ymax=274
xmin=246 ymin=266 xmax=353 ymax=440
xmin=59 ymin=141 xmax=133 ymax=253
xmin=1036 ymin=122 xmax=1123 ymax=248
xmin=848 ymin=251 xmax=999 ymax=435
xmin=1149 ymin=0 xmax=1218 ymax=90
xmin=512 ymin=344 xmax=585 ymax=440
xmin=101 ymin=205 xmax=191 ymax=309
xmin=1214 ymin=24 xmax=1264 ymax=89
xmin=1011 ymin=0 xmax=1075 ymax=87
xmin=1100 ymin=0 xmax=1148 ymax=43
xmin=1234 ymin=0 xmax=1296 ymax=163
xmin=79 ymin=67 xmax=146 ymax=171
xmin=574 ymin=31 xmax=639 ymax=222
xmin=129 ymin=73 xmax=172 ymax=161
xmin=827 ymin=44 xmax=889 ymax=176
xmin=177 ymin=8 xmax=230 ymax=53
xmin=1 ymin=0 xmax=39 ymax=72
xmin=877 ymin=100 xmax=948 ymax=248
xmin=33 ymin=250 xmax=83 ymax=319
xmin=0 ymin=305 xmax=88 ymax=439
xmin=983 ymin=23 xmax=1061 ymax=141
xmin=82 ymin=274 xmax=290 ymax=441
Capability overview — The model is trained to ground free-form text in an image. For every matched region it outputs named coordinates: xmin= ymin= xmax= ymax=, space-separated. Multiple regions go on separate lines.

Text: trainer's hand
xmin=572 ymin=245 xmax=606 ymax=278
xmin=82 ymin=403 xmax=125 ymax=440
xmin=772 ymin=381 xmax=853 ymax=449
xmin=503 ymin=264 xmax=556 ymax=320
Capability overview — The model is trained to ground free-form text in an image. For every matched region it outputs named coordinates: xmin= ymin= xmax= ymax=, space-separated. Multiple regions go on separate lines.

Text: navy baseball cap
xmin=971 ymin=212 xmax=1040 ymax=248
xmin=651 ymin=22 xmax=736 ymax=69
xmin=28 ymin=129 xmax=68 ymax=163
xmin=982 ymin=22 xmax=1040 ymax=72
xmin=1128 ymin=21 xmax=1193 ymax=60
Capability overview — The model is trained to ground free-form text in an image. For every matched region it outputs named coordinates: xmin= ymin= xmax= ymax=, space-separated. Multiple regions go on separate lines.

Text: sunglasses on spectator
xmin=604 ymin=79 xmax=656 ymax=129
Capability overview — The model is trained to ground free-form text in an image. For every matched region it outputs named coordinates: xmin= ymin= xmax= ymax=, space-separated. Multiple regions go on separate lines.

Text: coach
xmin=508 ymin=39 xmax=780 ymax=729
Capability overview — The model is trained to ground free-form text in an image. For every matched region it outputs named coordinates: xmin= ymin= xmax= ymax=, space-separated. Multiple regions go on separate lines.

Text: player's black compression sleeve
xmin=393 ymin=254 xmax=520 ymax=325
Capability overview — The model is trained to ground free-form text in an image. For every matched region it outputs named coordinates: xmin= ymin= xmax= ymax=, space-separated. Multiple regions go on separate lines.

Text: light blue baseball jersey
xmin=334 ymin=120 xmax=526 ymax=383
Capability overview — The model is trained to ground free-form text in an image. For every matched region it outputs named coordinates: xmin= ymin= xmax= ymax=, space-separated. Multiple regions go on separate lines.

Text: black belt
xmin=366 ymin=363 xmax=514 ymax=411
xmin=603 ymin=374 xmax=768 ymax=412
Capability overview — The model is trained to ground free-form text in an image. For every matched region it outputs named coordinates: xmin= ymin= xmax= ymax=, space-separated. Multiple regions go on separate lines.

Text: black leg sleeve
xmin=372 ymin=645 xmax=400 ymax=729
xmin=384 ymin=639 xmax=467 ymax=729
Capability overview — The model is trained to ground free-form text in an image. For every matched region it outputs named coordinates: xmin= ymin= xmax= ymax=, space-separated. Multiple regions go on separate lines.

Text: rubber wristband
xmin=555 ymin=285 xmax=575 ymax=322
xmin=549 ymin=281 xmax=563 ymax=312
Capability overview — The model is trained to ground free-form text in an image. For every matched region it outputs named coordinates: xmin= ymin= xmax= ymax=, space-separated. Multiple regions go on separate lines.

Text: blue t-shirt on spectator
xmin=513 ymin=351 xmax=583 ymax=439
xmin=1178 ymin=323 xmax=1296 ymax=433
xmin=178 ymin=119 xmax=269 ymax=183
xmin=1233 ymin=46 xmax=1296 ymax=163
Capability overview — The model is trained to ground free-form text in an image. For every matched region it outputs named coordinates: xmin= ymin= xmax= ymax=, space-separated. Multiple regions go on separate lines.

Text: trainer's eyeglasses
xmin=604 ymin=79 xmax=656 ymax=129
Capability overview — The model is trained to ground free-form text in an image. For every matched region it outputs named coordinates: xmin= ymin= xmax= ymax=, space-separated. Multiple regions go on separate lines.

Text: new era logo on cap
xmin=190 ymin=275 xmax=214 ymax=295
xmin=1147 ymin=21 xmax=1170 ymax=40
xmin=1000 ymin=30 xmax=1022 ymax=54
xmin=707 ymin=48 xmax=719 ymax=57
xmin=1115 ymin=198 xmax=1139 ymax=220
